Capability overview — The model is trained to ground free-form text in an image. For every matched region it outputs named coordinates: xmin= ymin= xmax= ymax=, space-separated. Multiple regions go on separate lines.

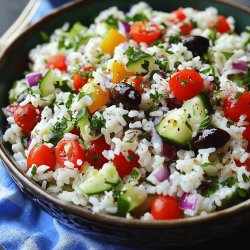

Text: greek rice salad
xmin=3 ymin=2 xmax=250 ymax=220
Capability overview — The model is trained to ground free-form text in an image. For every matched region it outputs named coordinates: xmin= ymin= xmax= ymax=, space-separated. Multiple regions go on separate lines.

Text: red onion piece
xmin=154 ymin=166 xmax=169 ymax=182
xmin=180 ymin=193 xmax=201 ymax=211
xmin=121 ymin=21 xmax=131 ymax=33
xmin=161 ymin=142 xmax=177 ymax=161
xmin=26 ymin=73 xmax=43 ymax=87
xmin=4 ymin=104 xmax=18 ymax=116
xmin=232 ymin=61 xmax=248 ymax=71
xmin=166 ymin=98 xmax=182 ymax=110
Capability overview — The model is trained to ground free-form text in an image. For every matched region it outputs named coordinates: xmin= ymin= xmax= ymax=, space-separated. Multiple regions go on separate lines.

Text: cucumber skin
xmin=39 ymin=70 xmax=55 ymax=97
xmin=126 ymin=56 xmax=156 ymax=74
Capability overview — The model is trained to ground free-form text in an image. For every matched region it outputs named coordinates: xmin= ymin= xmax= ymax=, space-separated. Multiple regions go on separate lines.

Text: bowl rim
xmin=1 ymin=0 xmax=250 ymax=228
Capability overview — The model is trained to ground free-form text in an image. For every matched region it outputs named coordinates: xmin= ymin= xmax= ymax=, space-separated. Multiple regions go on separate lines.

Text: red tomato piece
xmin=151 ymin=195 xmax=181 ymax=220
xmin=130 ymin=21 xmax=161 ymax=45
xmin=179 ymin=22 xmax=193 ymax=36
xmin=27 ymin=144 xmax=56 ymax=170
xmin=14 ymin=104 xmax=41 ymax=133
xmin=223 ymin=92 xmax=250 ymax=122
xmin=133 ymin=76 xmax=145 ymax=94
xmin=209 ymin=16 xmax=231 ymax=34
xmin=55 ymin=139 xmax=85 ymax=169
xmin=112 ymin=150 xmax=140 ymax=178
xmin=46 ymin=55 xmax=67 ymax=72
xmin=235 ymin=158 xmax=250 ymax=172
xmin=73 ymin=66 xmax=94 ymax=91
xmin=84 ymin=136 xmax=110 ymax=169
xmin=171 ymin=9 xmax=186 ymax=23
xmin=70 ymin=127 xmax=80 ymax=137
xmin=169 ymin=69 xmax=204 ymax=102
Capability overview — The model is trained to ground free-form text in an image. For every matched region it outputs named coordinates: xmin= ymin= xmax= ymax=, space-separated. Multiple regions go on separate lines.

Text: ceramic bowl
xmin=0 ymin=0 xmax=250 ymax=247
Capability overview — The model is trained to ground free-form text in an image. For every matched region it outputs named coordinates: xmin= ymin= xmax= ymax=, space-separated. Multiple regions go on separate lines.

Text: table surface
xmin=0 ymin=0 xmax=250 ymax=249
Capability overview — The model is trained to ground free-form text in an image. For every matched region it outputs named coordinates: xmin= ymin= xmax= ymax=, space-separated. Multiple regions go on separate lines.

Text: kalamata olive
xmin=166 ymin=97 xmax=182 ymax=110
xmin=182 ymin=36 xmax=210 ymax=57
xmin=110 ymin=82 xmax=141 ymax=110
xmin=193 ymin=128 xmax=230 ymax=149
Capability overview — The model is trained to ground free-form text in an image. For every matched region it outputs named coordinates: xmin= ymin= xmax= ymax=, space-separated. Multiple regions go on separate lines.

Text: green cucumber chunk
xmin=39 ymin=70 xmax=55 ymax=97
xmin=117 ymin=185 xmax=147 ymax=217
xmin=77 ymin=108 xmax=90 ymax=142
xmin=79 ymin=163 xmax=120 ymax=195
xmin=126 ymin=56 xmax=157 ymax=74
xmin=156 ymin=95 xmax=209 ymax=147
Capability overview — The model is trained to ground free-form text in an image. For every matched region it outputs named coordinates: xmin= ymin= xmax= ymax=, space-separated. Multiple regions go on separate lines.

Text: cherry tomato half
xmin=112 ymin=150 xmax=140 ymax=178
xmin=14 ymin=104 xmax=41 ymax=133
xmin=151 ymin=195 xmax=181 ymax=220
xmin=223 ymin=92 xmax=250 ymax=123
xmin=46 ymin=54 xmax=67 ymax=72
xmin=133 ymin=76 xmax=145 ymax=94
xmin=73 ymin=66 xmax=95 ymax=91
xmin=209 ymin=16 xmax=231 ymax=34
xmin=27 ymin=144 xmax=56 ymax=170
xmin=169 ymin=69 xmax=204 ymax=102
xmin=235 ymin=158 xmax=250 ymax=172
xmin=130 ymin=21 xmax=161 ymax=45
xmin=84 ymin=136 xmax=110 ymax=169
xmin=179 ymin=22 xmax=193 ymax=36
xmin=55 ymin=139 xmax=85 ymax=169
xmin=171 ymin=9 xmax=187 ymax=23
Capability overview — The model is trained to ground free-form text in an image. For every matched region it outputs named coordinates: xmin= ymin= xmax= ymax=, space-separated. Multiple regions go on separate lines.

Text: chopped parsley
xmin=40 ymin=31 xmax=50 ymax=42
xmin=174 ymin=61 xmax=181 ymax=68
xmin=221 ymin=177 xmax=238 ymax=187
xmin=141 ymin=60 xmax=149 ymax=71
xmin=125 ymin=13 xmax=148 ymax=22
xmin=242 ymin=173 xmax=250 ymax=183
xmin=90 ymin=114 xmax=106 ymax=136
xmin=127 ymin=154 xmax=137 ymax=161
xmin=137 ymin=132 xmax=151 ymax=141
xmin=131 ymin=168 xmax=140 ymax=179
xmin=124 ymin=46 xmax=150 ymax=65
xmin=201 ymin=162 xmax=213 ymax=168
xmin=180 ymin=80 xmax=188 ymax=86
xmin=103 ymin=15 xmax=119 ymax=28
xmin=208 ymin=29 xmax=218 ymax=45
xmin=168 ymin=36 xmax=181 ymax=44
xmin=198 ymin=116 xmax=212 ymax=131
xmin=149 ymin=90 xmax=167 ymax=111
xmin=202 ymin=181 xmax=219 ymax=197
xmin=31 ymin=166 xmax=37 ymax=175
xmin=49 ymin=118 xmax=69 ymax=145
xmin=222 ymin=51 xmax=234 ymax=60
xmin=235 ymin=92 xmax=243 ymax=99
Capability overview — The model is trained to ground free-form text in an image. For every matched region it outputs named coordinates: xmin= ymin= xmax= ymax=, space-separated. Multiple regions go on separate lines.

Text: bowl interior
xmin=0 ymin=0 xmax=250 ymax=224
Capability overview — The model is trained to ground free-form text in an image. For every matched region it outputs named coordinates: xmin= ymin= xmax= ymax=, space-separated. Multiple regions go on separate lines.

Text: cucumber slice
xmin=126 ymin=56 xmax=157 ymax=74
xmin=156 ymin=95 xmax=209 ymax=148
xmin=79 ymin=163 xmax=120 ymax=195
xmin=156 ymin=108 xmax=193 ymax=147
xmin=39 ymin=70 xmax=55 ymax=97
xmin=117 ymin=185 xmax=147 ymax=217
xmin=77 ymin=108 xmax=90 ymax=142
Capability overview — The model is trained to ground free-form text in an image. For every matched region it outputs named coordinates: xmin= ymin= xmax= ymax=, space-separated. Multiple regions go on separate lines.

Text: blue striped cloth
xmin=0 ymin=1 xmax=134 ymax=249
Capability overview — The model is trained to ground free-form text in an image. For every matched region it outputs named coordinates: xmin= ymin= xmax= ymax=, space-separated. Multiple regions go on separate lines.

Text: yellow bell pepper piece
xmin=101 ymin=29 xmax=128 ymax=55
xmin=111 ymin=61 xmax=133 ymax=83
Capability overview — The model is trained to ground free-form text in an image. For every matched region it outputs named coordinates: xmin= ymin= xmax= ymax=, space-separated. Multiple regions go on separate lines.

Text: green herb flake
xmin=166 ymin=50 xmax=174 ymax=55
xmin=127 ymin=154 xmax=137 ymax=161
xmin=104 ymin=15 xmax=119 ymax=28
xmin=66 ymin=93 xmax=74 ymax=108
xmin=221 ymin=176 xmax=238 ymax=187
xmin=235 ymin=92 xmax=243 ymax=99
xmin=124 ymin=46 xmax=150 ymax=65
xmin=131 ymin=168 xmax=139 ymax=179
xmin=208 ymin=29 xmax=218 ymax=45
xmin=236 ymin=187 xmax=248 ymax=198
xmin=90 ymin=114 xmax=106 ymax=136
xmin=141 ymin=60 xmax=149 ymax=71
xmin=190 ymin=19 xmax=198 ymax=28
xmin=203 ymin=182 xmax=219 ymax=197
xmin=93 ymin=156 xmax=100 ymax=163
xmin=201 ymin=162 xmax=213 ymax=168
xmin=222 ymin=51 xmax=234 ymax=60
xmin=31 ymin=166 xmax=37 ymax=176
xmin=174 ymin=61 xmax=181 ymax=68
xmin=180 ymin=80 xmax=188 ymax=87
xmin=200 ymin=68 xmax=211 ymax=74
xmin=125 ymin=13 xmax=148 ymax=22
xmin=185 ymin=121 xmax=192 ymax=131
xmin=40 ymin=31 xmax=50 ymax=42
xmin=242 ymin=173 xmax=250 ymax=183
xmin=198 ymin=116 xmax=212 ymax=131
xmin=168 ymin=36 xmax=181 ymax=44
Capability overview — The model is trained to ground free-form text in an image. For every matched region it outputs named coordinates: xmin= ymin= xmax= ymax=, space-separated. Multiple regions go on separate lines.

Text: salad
xmin=3 ymin=2 xmax=250 ymax=220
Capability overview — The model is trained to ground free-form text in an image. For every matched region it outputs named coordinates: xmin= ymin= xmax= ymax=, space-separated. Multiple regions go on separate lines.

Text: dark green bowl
xmin=0 ymin=0 xmax=250 ymax=247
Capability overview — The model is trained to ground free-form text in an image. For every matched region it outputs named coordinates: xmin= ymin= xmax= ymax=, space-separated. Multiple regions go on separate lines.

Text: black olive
xmin=182 ymin=36 xmax=210 ymax=57
xmin=110 ymin=82 xmax=141 ymax=110
xmin=193 ymin=128 xmax=230 ymax=149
